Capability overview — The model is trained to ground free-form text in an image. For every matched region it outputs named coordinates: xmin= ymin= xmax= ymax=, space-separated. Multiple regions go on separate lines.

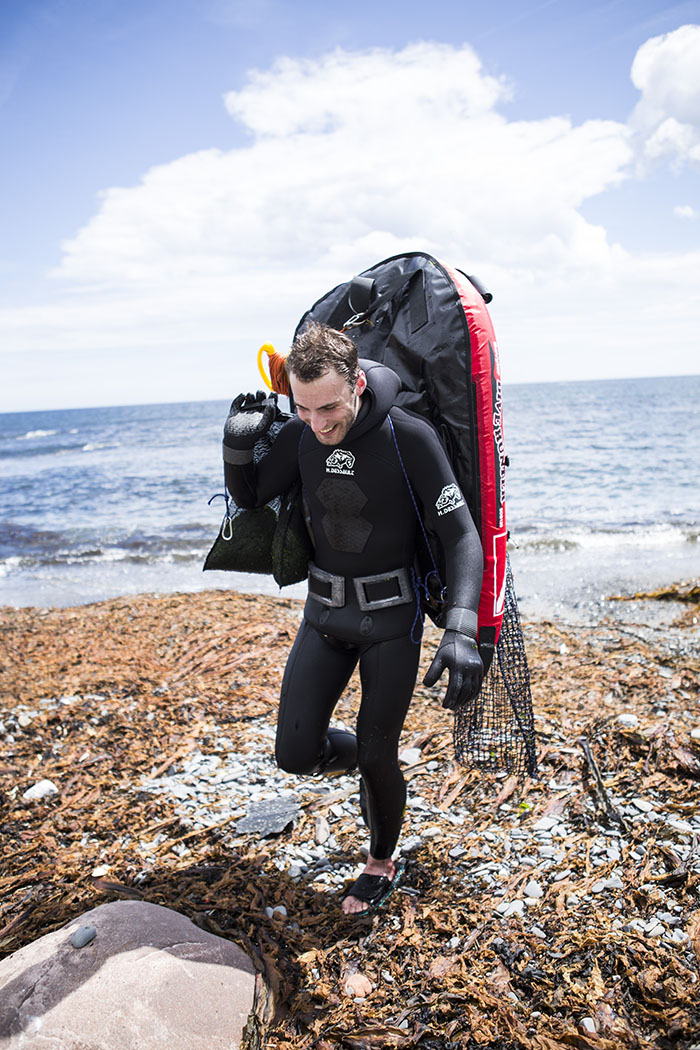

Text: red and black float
xmin=291 ymin=252 xmax=508 ymax=652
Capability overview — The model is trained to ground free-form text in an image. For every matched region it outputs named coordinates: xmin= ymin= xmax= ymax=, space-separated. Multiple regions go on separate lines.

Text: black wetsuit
xmin=225 ymin=361 xmax=482 ymax=859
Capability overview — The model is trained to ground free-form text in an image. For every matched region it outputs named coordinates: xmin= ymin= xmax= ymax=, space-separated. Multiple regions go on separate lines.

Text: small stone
xmin=497 ymin=899 xmax=525 ymax=918
xmin=631 ymin=798 xmax=654 ymax=813
xmin=235 ymin=797 xmax=300 ymax=837
xmin=524 ymin=880 xmax=543 ymax=899
xmin=646 ymin=922 xmax=665 ymax=938
xmin=580 ymin=1018 xmax=597 ymax=1034
xmin=400 ymin=835 xmax=423 ymax=853
xmin=399 ymin=747 xmax=422 ymax=766
xmin=23 ymin=779 xmax=59 ymax=801
xmin=91 ymin=864 xmax=110 ymax=878
xmin=604 ymin=876 xmax=624 ymax=890
xmin=70 ymin=925 xmax=97 ymax=949
xmin=532 ymin=816 xmax=558 ymax=832
xmin=690 ymin=728 xmax=700 ymax=740
xmin=617 ymin=713 xmax=639 ymax=728
xmin=314 ymin=815 xmax=330 ymax=845
xmin=666 ymin=818 xmax=693 ymax=833
xmin=17 ymin=712 xmax=33 ymax=728
xmin=343 ymin=972 xmax=373 ymax=998
xmin=449 ymin=845 xmax=467 ymax=859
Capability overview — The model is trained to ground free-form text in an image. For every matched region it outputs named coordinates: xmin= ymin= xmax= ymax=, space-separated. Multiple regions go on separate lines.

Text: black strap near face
xmin=326 ymin=267 xmax=428 ymax=333
xmin=348 ymin=275 xmax=375 ymax=314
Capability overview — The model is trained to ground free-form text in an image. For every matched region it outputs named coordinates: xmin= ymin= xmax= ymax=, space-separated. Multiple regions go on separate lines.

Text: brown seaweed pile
xmin=1 ymin=587 xmax=699 ymax=1049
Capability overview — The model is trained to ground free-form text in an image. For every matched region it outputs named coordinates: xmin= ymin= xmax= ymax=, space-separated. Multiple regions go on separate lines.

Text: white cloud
xmin=630 ymin=24 xmax=700 ymax=168
xmin=224 ymin=43 xmax=510 ymax=135
xmin=674 ymin=204 xmax=698 ymax=219
xmin=51 ymin=44 xmax=633 ymax=293
xmin=1 ymin=37 xmax=699 ymax=405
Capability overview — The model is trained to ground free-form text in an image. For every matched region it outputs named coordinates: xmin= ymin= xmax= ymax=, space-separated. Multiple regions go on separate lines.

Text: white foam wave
xmin=17 ymin=429 xmax=57 ymax=440
xmin=516 ymin=523 xmax=694 ymax=554
xmin=0 ymin=556 xmax=22 ymax=576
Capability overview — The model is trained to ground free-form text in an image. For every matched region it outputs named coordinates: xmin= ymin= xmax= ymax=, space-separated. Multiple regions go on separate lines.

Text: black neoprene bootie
xmin=320 ymin=727 xmax=358 ymax=774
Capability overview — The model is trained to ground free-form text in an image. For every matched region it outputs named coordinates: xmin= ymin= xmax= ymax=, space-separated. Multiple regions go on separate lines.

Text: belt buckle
xmin=353 ymin=568 xmax=411 ymax=611
xmin=308 ymin=564 xmax=345 ymax=608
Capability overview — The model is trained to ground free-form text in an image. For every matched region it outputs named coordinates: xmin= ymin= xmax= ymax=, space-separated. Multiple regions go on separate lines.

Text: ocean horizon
xmin=3 ymin=370 xmax=699 ymax=417
xmin=2 ymin=373 xmax=698 ymax=623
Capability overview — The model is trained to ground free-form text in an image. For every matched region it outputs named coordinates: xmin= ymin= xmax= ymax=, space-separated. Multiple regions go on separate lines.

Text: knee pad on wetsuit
xmin=320 ymin=727 xmax=358 ymax=774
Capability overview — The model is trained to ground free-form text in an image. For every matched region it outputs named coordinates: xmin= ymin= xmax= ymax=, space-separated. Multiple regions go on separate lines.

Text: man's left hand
xmin=423 ymin=630 xmax=484 ymax=710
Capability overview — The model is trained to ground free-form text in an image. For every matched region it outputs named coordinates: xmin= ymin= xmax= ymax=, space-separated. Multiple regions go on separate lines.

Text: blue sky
xmin=2 ymin=0 xmax=699 ymax=410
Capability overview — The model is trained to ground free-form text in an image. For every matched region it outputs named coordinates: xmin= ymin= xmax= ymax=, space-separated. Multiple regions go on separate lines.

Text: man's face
xmin=290 ymin=368 xmax=367 ymax=446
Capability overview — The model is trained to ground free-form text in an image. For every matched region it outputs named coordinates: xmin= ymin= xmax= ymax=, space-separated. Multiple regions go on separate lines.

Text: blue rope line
xmin=409 ymin=566 xmax=425 ymax=643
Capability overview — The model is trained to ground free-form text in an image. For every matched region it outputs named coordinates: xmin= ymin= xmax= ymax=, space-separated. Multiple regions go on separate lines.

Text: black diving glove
xmin=423 ymin=629 xmax=484 ymax=711
xmin=223 ymin=390 xmax=277 ymax=464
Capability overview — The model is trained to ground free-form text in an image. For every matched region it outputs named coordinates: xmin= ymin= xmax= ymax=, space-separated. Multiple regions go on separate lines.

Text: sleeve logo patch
xmin=435 ymin=483 xmax=465 ymax=516
xmin=325 ymin=449 xmax=355 ymax=475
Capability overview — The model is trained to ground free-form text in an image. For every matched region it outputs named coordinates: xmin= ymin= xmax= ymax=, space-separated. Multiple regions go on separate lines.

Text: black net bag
xmin=204 ymin=415 xmax=313 ymax=586
xmin=453 ymin=555 xmax=538 ymax=777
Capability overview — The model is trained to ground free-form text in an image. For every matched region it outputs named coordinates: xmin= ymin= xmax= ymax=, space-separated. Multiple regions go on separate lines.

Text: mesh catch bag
xmin=453 ymin=554 xmax=538 ymax=777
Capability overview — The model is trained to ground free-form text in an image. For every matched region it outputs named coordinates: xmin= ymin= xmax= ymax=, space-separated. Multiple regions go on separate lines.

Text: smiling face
xmin=290 ymin=367 xmax=367 ymax=445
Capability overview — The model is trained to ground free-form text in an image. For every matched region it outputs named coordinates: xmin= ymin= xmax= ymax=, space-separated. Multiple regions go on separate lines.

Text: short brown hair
xmin=286 ymin=322 xmax=359 ymax=386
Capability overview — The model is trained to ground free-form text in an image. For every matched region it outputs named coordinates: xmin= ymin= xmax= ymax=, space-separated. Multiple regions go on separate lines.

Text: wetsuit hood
xmin=350 ymin=359 xmax=401 ymax=440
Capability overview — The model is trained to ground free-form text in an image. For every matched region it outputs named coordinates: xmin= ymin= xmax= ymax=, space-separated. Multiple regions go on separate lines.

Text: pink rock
xmin=0 ymin=900 xmax=255 ymax=1049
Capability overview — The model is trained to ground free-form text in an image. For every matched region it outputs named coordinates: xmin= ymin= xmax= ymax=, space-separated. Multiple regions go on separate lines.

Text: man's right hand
xmin=223 ymin=391 xmax=277 ymax=452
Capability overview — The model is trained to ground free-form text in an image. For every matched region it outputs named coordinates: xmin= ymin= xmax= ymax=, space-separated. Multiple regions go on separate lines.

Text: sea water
xmin=1 ymin=375 xmax=698 ymax=621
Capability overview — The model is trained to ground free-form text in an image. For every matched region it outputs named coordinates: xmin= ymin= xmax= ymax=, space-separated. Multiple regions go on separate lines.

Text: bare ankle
xmin=364 ymin=855 xmax=394 ymax=878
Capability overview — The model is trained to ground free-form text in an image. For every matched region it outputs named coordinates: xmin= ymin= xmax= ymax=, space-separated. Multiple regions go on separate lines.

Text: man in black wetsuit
xmin=223 ymin=322 xmax=484 ymax=914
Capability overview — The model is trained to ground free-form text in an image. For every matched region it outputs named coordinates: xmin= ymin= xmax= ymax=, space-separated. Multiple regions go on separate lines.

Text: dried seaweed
xmin=1 ymin=588 xmax=699 ymax=1049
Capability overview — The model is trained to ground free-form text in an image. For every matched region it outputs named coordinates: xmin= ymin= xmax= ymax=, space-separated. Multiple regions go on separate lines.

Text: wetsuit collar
xmin=349 ymin=360 xmax=402 ymax=441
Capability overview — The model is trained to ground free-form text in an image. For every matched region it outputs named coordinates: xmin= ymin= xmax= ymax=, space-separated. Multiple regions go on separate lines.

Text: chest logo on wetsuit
xmin=436 ymin=483 xmax=465 ymax=516
xmin=325 ymin=449 xmax=355 ymax=475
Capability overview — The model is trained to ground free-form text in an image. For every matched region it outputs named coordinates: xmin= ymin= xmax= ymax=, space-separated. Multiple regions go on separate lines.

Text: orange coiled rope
xmin=257 ymin=344 xmax=290 ymax=397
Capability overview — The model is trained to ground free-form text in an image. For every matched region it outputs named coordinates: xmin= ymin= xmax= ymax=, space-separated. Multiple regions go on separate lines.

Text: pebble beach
xmin=1 ymin=582 xmax=699 ymax=1049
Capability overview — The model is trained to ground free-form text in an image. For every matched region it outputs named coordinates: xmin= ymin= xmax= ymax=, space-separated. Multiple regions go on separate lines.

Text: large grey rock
xmin=0 ymin=900 xmax=255 ymax=1049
